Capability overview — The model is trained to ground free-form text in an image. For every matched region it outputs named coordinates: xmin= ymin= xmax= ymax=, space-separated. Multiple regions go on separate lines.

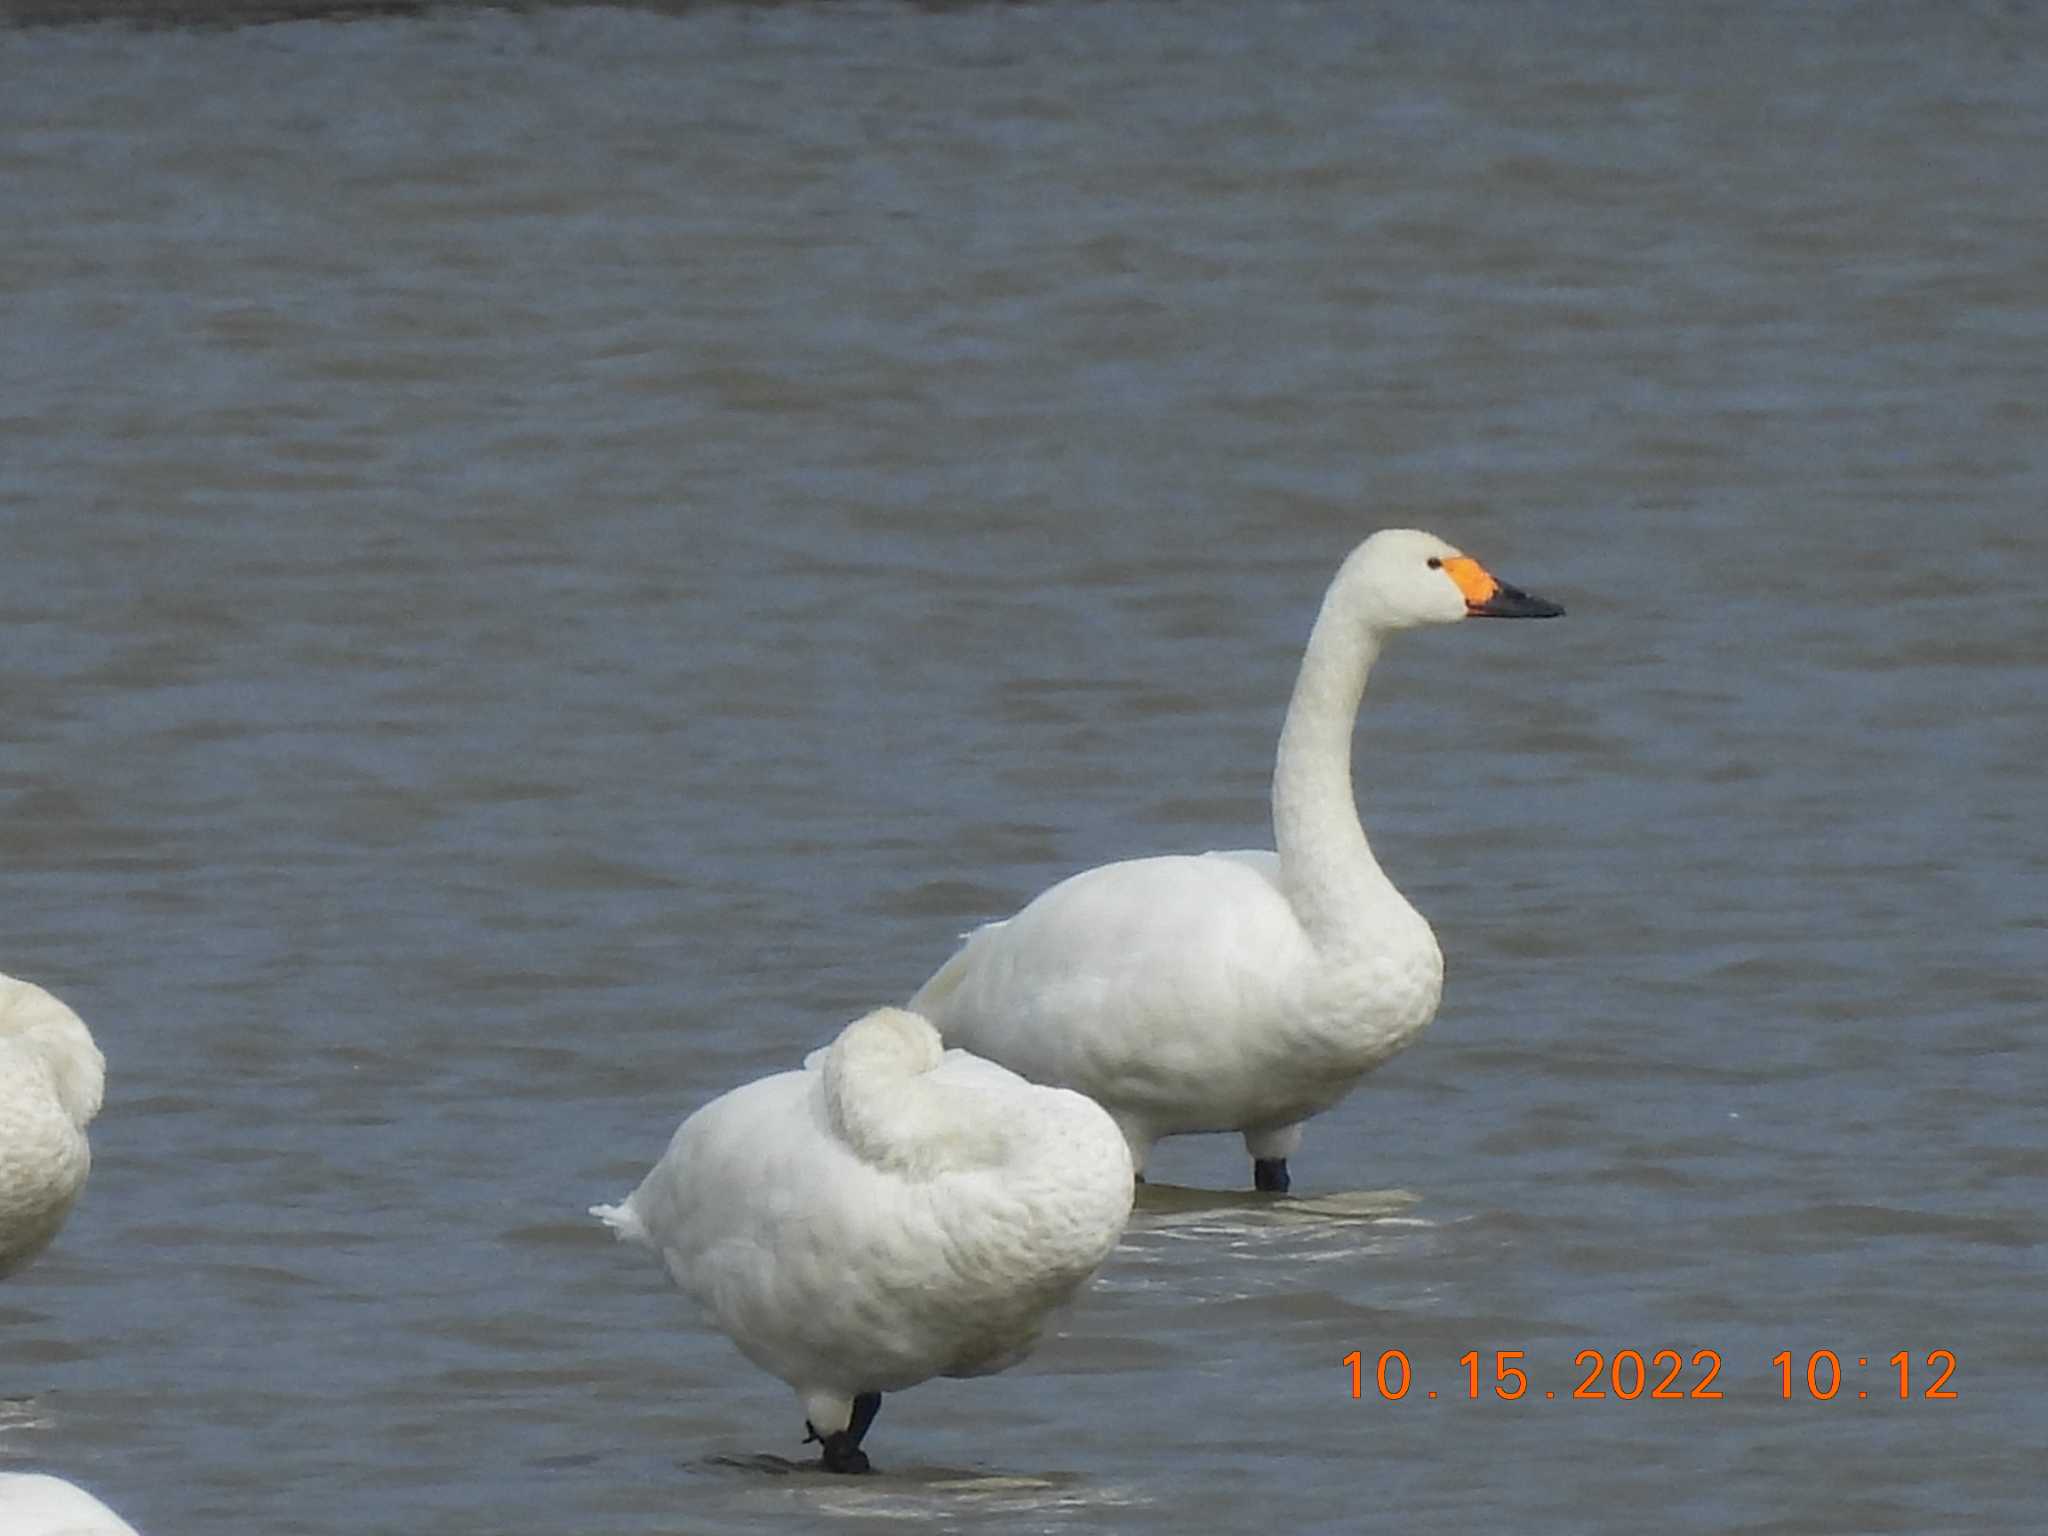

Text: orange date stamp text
xmin=1342 ymin=1348 xmax=1958 ymax=1403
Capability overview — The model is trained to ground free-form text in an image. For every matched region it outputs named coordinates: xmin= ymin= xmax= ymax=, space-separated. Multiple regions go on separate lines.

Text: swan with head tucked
xmin=0 ymin=1473 xmax=140 ymax=1536
xmin=591 ymin=1007 xmax=1134 ymax=1472
xmin=1 ymin=974 xmax=104 ymax=1279
xmin=908 ymin=529 xmax=1563 ymax=1193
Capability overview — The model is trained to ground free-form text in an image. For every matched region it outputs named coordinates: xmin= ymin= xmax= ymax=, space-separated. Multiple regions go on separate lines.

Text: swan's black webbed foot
xmin=806 ymin=1391 xmax=883 ymax=1474
xmin=818 ymin=1435 xmax=870 ymax=1474
xmin=1253 ymin=1157 xmax=1291 ymax=1193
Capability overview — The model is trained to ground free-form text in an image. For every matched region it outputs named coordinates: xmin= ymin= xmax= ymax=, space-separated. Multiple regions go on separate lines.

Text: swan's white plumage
xmin=913 ymin=848 xmax=1435 ymax=1144
xmin=0 ymin=974 xmax=103 ymax=1279
xmin=593 ymin=1008 xmax=1133 ymax=1444
xmin=910 ymin=529 xmax=1560 ymax=1180
xmin=0 ymin=1473 xmax=140 ymax=1536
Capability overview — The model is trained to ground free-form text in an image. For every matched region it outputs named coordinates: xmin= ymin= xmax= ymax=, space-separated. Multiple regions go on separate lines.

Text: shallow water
xmin=2 ymin=2 xmax=2043 ymax=1532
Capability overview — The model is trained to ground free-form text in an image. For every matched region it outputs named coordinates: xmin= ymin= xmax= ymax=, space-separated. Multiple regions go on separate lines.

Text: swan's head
xmin=1341 ymin=529 xmax=1565 ymax=630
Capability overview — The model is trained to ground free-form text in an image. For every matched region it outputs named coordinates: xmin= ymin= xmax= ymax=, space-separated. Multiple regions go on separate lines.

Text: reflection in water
xmin=702 ymin=1452 xmax=1152 ymax=1528
xmin=1132 ymin=1183 xmax=1421 ymax=1226
xmin=0 ymin=1399 xmax=58 ymax=1437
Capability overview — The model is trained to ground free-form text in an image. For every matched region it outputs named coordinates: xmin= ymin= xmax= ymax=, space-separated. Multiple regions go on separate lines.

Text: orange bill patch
xmin=1440 ymin=556 xmax=1501 ymax=607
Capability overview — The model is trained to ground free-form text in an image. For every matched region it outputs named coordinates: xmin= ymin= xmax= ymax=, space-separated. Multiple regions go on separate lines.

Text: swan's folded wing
xmin=929 ymin=1047 xmax=1030 ymax=1092
xmin=908 ymin=851 xmax=1312 ymax=1095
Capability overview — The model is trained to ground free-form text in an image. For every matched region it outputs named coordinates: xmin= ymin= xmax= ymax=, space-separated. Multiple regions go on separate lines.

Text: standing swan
xmin=909 ymin=529 xmax=1564 ymax=1193
xmin=1 ymin=974 xmax=104 ymax=1279
xmin=592 ymin=1007 xmax=1134 ymax=1472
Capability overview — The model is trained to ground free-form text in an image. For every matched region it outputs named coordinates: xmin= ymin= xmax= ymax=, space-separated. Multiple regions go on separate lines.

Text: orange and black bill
xmin=1441 ymin=556 xmax=1566 ymax=619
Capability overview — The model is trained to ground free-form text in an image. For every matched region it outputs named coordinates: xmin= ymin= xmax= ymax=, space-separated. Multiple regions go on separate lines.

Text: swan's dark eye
xmin=1427 ymin=557 xmax=1443 ymax=569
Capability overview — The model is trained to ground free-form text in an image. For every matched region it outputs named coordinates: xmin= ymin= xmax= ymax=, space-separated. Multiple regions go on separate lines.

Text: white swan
xmin=591 ymin=1007 xmax=1134 ymax=1472
xmin=1 ymin=974 xmax=104 ymax=1279
xmin=0 ymin=1473 xmax=141 ymax=1535
xmin=908 ymin=529 xmax=1563 ymax=1192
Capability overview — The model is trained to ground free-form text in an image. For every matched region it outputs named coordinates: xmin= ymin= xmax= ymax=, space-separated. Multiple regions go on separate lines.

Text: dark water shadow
xmin=705 ymin=1450 xmax=1076 ymax=1486
xmin=697 ymin=1451 xmax=1133 ymax=1521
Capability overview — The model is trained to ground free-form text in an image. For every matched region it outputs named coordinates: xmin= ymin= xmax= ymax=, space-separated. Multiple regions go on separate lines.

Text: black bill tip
xmin=1469 ymin=582 xmax=1565 ymax=619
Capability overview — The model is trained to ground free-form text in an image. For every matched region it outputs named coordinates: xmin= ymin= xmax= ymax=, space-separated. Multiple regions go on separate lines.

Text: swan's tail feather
xmin=907 ymin=925 xmax=999 ymax=1020
xmin=590 ymin=1199 xmax=648 ymax=1246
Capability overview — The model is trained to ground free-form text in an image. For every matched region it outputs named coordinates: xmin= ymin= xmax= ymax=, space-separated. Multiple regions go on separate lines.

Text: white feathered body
xmin=0 ymin=975 xmax=104 ymax=1280
xmin=595 ymin=1010 xmax=1132 ymax=1423
xmin=0 ymin=1473 xmax=140 ymax=1536
xmin=911 ymin=849 xmax=1442 ymax=1162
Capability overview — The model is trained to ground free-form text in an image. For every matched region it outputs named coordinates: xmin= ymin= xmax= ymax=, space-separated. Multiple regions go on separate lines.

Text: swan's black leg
xmin=807 ymin=1392 xmax=883 ymax=1474
xmin=1253 ymin=1157 xmax=1291 ymax=1193
xmin=847 ymin=1391 xmax=882 ymax=1445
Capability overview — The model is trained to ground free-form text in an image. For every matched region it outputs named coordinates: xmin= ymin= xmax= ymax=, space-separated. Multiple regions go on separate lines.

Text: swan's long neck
xmin=1271 ymin=588 xmax=1404 ymax=950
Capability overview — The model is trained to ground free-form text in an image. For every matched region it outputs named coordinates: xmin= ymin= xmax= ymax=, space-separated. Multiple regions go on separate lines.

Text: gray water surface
xmin=2 ymin=4 xmax=2043 ymax=1532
